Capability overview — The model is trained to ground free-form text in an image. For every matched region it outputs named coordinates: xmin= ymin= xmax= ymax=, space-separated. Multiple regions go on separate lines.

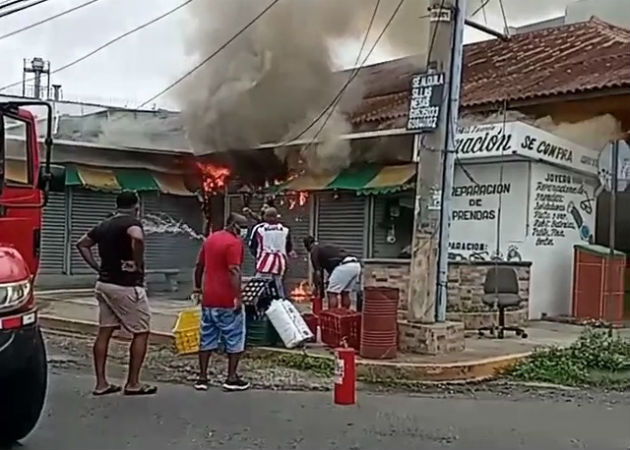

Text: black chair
xmin=478 ymin=267 xmax=528 ymax=339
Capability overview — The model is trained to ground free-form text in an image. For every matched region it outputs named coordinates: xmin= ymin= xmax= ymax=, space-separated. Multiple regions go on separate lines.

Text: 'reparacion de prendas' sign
xmin=406 ymin=72 xmax=445 ymax=132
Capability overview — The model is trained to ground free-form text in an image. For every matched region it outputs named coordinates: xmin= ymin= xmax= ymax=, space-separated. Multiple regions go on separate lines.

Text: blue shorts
xmin=200 ymin=306 xmax=246 ymax=354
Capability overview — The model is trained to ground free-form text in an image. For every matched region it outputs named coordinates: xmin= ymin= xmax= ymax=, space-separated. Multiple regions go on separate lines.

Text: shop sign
xmin=455 ymin=121 xmax=600 ymax=176
xmin=406 ymin=72 xmax=445 ymax=132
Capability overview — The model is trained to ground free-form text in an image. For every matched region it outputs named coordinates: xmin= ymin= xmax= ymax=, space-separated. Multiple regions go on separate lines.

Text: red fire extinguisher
xmin=334 ymin=343 xmax=356 ymax=406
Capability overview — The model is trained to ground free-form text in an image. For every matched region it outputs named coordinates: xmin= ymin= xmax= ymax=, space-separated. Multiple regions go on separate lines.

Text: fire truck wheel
xmin=0 ymin=328 xmax=47 ymax=445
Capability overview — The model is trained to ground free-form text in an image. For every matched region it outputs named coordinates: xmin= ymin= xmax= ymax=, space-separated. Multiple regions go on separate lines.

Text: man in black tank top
xmin=76 ymin=191 xmax=156 ymax=396
xmin=303 ymin=236 xmax=362 ymax=309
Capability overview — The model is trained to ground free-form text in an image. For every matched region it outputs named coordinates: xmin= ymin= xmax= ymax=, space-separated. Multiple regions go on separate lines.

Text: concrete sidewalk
xmin=36 ymin=288 xmax=623 ymax=382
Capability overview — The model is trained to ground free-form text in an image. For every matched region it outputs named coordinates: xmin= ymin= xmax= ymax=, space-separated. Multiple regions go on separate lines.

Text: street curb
xmin=40 ymin=315 xmax=174 ymax=346
xmin=39 ymin=314 xmax=531 ymax=383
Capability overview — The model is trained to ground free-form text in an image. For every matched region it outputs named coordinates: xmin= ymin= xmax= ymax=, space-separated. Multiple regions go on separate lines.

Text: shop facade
xmin=235 ymin=121 xmax=607 ymax=321
xmin=37 ymin=164 xmax=203 ymax=289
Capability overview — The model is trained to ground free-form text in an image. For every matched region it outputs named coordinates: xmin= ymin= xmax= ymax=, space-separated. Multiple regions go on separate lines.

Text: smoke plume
xmin=177 ymin=0 xmax=431 ymax=174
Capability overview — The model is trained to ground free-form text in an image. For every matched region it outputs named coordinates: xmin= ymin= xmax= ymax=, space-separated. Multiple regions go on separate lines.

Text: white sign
xmin=448 ymin=163 xmax=528 ymax=262
xmin=454 ymin=121 xmax=601 ymax=176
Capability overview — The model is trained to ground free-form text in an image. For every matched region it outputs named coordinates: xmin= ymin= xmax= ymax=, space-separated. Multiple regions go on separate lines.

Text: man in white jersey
xmin=249 ymin=208 xmax=293 ymax=298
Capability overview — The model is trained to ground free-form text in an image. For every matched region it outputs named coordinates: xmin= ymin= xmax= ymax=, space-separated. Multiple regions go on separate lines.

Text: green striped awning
xmin=63 ymin=165 xmax=193 ymax=195
xmin=280 ymin=164 xmax=416 ymax=194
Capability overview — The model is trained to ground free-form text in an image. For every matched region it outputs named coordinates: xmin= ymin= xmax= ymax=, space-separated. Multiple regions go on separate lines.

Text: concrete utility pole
xmin=408 ymin=0 xmax=466 ymax=323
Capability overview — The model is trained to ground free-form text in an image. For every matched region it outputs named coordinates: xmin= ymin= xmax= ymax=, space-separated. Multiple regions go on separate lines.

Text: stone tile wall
xmin=363 ymin=259 xmax=531 ymax=314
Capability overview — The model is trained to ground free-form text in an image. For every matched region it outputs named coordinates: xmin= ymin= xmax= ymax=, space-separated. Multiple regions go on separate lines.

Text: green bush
xmin=508 ymin=328 xmax=630 ymax=386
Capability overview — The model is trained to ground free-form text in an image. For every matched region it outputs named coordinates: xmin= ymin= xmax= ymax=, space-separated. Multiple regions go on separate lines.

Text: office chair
xmin=478 ymin=266 xmax=528 ymax=339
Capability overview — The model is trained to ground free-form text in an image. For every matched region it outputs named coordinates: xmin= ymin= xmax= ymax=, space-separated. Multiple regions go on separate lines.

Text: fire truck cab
xmin=0 ymin=101 xmax=65 ymax=444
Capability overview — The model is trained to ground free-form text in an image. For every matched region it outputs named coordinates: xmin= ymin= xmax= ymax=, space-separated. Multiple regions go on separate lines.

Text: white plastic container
xmin=265 ymin=299 xmax=313 ymax=348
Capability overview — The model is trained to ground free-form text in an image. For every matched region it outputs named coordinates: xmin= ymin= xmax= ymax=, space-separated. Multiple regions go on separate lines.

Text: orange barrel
xmin=359 ymin=287 xmax=399 ymax=359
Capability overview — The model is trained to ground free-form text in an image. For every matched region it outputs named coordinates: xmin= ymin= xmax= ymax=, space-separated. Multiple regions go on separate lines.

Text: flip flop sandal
xmin=123 ymin=384 xmax=158 ymax=396
xmin=92 ymin=384 xmax=122 ymax=396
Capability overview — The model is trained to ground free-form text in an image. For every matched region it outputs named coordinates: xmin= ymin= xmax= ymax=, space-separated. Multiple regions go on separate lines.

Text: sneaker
xmin=222 ymin=377 xmax=250 ymax=392
xmin=194 ymin=379 xmax=209 ymax=391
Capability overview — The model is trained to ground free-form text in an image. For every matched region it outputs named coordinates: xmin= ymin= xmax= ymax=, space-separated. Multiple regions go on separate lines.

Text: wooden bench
xmin=145 ymin=269 xmax=180 ymax=292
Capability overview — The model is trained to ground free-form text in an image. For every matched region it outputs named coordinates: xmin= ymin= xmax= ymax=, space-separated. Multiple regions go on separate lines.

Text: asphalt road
xmin=18 ymin=368 xmax=630 ymax=450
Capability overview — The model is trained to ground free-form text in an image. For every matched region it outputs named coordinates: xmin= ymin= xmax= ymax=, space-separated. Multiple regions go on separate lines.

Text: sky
xmin=0 ymin=0 xmax=584 ymax=110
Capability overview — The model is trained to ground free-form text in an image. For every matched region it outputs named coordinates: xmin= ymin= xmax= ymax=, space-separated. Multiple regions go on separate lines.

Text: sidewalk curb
xmin=39 ymin=314 xmax=531 ymax=383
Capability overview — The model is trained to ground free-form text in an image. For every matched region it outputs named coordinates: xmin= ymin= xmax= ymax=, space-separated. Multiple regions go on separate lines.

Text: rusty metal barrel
xmin=359 ymin=287 xmax=399 ymax=359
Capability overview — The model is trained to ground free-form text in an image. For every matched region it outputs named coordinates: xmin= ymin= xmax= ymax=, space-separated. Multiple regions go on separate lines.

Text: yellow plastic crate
xmin=172 ymin=308 xmax=201 ymax=355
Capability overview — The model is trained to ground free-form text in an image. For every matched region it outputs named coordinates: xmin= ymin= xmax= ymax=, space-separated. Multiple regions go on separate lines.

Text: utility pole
xmin=408 ymin=0 xmax=466 ymax=323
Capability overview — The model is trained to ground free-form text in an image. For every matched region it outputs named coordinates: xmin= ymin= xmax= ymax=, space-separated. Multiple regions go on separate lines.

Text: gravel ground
xmin=44 ymin=330 xmax=630 ymax=407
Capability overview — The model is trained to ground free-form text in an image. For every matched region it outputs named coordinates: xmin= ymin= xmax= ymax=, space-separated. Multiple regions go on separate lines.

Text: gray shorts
xmin=327 ymin=259 xmax=361 ymax=294
xmin=95 ymin=281 xmax=151 ymax=334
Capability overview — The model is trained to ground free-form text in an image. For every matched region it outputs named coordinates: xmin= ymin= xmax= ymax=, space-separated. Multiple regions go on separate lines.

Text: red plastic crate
xmin=319 ymin=308 xmax=361 ymax=350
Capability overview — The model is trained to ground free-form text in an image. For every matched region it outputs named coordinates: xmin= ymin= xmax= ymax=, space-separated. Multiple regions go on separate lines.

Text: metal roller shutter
xmin=142 ymin=192 xmax=204 ymax=271
xmin=228 ymin=195 xmax=263 ymax=277
xmin=275 ymin=199 xmax=311 ymax=286
xmin=40 ymin=191 xmax=67 ymax=274
xmin=316 ymin=192 xmax=367 ymax=258
xmin=69 ymin=189 xmax=117 ymax=274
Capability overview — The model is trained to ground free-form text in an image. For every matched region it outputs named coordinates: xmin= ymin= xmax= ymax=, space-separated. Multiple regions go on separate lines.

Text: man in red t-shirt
xmin=192 ymin=213 xmax=249 ymax=392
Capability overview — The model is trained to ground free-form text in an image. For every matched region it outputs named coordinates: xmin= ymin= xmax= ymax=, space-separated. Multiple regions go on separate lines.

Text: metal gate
xmin=39 ymin=190 xmax=68 ymax=274
xmin=69 ymin=188 xmax=117 ymax=274
xmin=275 ymin=199 xmax=312 ymax=286
xmin=316 ymin=192 xmax=368 ymax=258
xmin=142 ymin=192 xmax=204 ymax=271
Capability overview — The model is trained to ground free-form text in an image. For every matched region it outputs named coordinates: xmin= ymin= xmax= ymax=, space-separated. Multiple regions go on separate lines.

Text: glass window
xmin=371 ymin=192 xmax=414 ymax=259
xmin=3 ymin=116 xmax=30 ymax=186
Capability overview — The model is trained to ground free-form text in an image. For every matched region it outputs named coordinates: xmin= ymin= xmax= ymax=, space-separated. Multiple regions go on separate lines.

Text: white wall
xmin=449 ymin=160 xmax=598 ymax=319
xmin=524 ymin=163 xmax=598 ymax=318
xmin=449 ymin=162 xmax=529 ymax=262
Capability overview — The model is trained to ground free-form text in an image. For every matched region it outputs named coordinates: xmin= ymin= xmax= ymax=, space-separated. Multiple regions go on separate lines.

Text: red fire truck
xmin=0 ymin=101 xmax=65 ymax=444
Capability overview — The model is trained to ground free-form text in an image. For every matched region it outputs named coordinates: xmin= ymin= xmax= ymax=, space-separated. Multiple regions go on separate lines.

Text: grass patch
xmin=507 ymin=328 xmax=630 ymax=387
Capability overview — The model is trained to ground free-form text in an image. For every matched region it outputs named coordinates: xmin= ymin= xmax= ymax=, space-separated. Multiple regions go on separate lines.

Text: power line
xmin=469 ymin=0 xmax=491 ymax=18
xmin=284 ymin=0 xmax=406 ymax=145
xmin=303 ymin=0 xmax=382 ymax=151
xmin=136 ymin=0 xmax=281 ymax=109
xmin=0 ymin=0 xmax=30 ymax=11
xmin=0 ymin=0 xmax=105 ymax=41
xmin=0 ymin=0 xmax=49 ymax=19
xmin=354 ymin=0 xmax=381 ymax=66
xmin=0 ymin=0 xmax=195 ymax=92
xmin=497 ymin=0 xmax=510 ymax=36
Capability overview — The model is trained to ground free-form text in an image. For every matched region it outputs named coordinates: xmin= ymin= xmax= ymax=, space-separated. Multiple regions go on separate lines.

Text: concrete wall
xmin=363 ymin=259 xmax=531 ymax=314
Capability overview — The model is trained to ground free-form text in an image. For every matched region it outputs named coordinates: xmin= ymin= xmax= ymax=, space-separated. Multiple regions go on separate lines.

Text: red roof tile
xmin=350 ymin=18 xmax=630 ymax=130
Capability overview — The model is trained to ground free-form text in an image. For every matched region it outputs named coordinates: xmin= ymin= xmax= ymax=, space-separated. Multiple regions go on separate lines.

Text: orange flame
xmin=290 ymin=280 xmax=311 ymax=303
xmin=197 ymin=163 xmax=231 ymax=194
xmin=288 ymin=191 xmax=309 ymax=210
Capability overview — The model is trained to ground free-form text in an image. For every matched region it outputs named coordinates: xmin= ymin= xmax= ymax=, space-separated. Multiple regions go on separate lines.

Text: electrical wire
xmin=497 ymin=0 xmax=510 ymax=36
xmin=469 ymin=0 xmax=491 ymax=18
xmin=0 ymin=0 xmax=48 ymax=19
xmin=283 ymin=0 xmax=406 ymax=145
xmin=0 ymin=0 xmax=29 ymax=11
xmin=354 ymin=0 xmax=381 ymax=67
xmin=0 ymin=0 xmax=195 ymax=92
xmin=301 ymin=0 xmax=382 ymax=151
xmin=0 ymin=0 xmax=105 ymax=41
xmin=135 ymin=0 xmax=281 ymax=109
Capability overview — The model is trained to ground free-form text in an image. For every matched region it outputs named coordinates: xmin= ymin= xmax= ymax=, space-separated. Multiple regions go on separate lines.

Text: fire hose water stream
xmin=141 ymin=213 xmax=204 ymax=241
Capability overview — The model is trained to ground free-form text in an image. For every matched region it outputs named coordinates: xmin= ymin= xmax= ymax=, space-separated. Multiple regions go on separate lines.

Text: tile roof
xmin=350 ymin=18 xmax=630 ymax=130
